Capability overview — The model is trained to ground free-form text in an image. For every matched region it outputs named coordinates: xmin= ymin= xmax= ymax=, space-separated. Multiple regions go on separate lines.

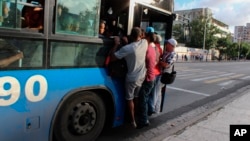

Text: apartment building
xmin=234 ymin=24 xmax=250 ymax=43
xmin=174 ymin=8 xmax=230 ymax=38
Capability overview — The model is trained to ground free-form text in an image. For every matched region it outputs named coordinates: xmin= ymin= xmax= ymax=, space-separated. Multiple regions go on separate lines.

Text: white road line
xmin=178 ymin=69 xmax=203 ymax=72
xmin=205 ymin=74 xmax=245 ymax=83
xmin=191 ymin=73 xmax=234 ymax=81
xmin=218 ymin=80 xmax=235 ymax=86
xmin=179 ymin=71 xmax=224 ymax=79
xmin=167 ymin=86 xmax=210 ymax=97
xmin=177 ymin=73 xmax=196 ymax=77
xmin=240 ymin=76 xmax=250 ymax=80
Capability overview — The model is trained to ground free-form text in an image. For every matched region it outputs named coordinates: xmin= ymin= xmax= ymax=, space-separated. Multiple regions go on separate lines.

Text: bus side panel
xmin=0 ymin=68 xmax=125 ymax=141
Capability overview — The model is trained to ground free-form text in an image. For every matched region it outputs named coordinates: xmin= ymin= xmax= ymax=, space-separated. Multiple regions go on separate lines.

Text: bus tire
xmin=53 ymin=91 xmax=106 ymax=141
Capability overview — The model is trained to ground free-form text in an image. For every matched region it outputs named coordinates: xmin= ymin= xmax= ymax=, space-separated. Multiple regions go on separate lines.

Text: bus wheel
xmin=53 ymin=91 xmax=106 ymax=141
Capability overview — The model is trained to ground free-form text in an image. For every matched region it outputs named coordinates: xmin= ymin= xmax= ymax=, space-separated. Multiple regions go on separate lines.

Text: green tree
xmin=217 ymin=34 xmax=232 ymax=59
xmin=226 ymin=43 xmax=238 ymax=60
xmin=172 ymin=24 xmax=184 ymax=43
xmin=240 ymin=42 xmax=250 ymax=59
xmin=186 ymin=16 xmax=220 ymax=50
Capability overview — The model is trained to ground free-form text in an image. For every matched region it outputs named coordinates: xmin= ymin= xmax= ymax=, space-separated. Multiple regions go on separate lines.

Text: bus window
xmin=55 ymin=0 xmax=100 ymax=37
xmin=50 ymin=42 xmax=108 ymax=67
xmin=153 ymin=22 xmax=166 ymax=46
xmin=0 ymin=38 xmax=43 ymax=69
xmin=99 ymin=0 xmax=129 ymax=37
xmin=0 ymin=0 xmax=22 ymax=29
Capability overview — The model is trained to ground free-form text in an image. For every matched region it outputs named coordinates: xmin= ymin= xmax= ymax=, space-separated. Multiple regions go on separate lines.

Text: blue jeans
xmin=150 ymin=75 xmax=165 ymax=113
xmin=148 ymin=75 xmax=160 ymax=114
xmin=138 ymin=80 xmax=154 ymax=125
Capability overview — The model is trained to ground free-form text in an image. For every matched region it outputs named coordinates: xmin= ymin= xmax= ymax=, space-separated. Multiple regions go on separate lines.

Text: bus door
xmin=130 ymin=1 xmax=176 ymax=112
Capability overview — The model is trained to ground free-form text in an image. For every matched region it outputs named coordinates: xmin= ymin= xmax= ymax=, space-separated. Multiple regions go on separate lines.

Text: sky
xmin=174 ymin=0 xmax=250 ymax=33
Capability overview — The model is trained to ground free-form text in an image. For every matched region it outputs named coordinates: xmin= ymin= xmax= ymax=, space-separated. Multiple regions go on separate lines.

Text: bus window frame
xmin=0 ymin=0 xmax=48 ymax=38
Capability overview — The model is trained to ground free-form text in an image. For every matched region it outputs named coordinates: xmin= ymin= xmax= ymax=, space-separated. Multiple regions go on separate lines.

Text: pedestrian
xmin=148 ymin=34 xmax=163 ymax=116
xmin=160 ymin=39 xmax=177 ymax=72
xmin=157 ymin=38 xmax=177 ymax=112
xmin=184 ymin=54 xmax=188 ymax=61
xmin=99 ymin=20 xmax=106 ymax=37
xmin=137 ymin=27 xmax=156 ymax=129
xmin=110 ymin=27 xmax=148 ymax=128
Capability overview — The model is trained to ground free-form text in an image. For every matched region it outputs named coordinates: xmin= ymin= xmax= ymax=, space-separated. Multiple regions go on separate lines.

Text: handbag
xmin=160 ymin=65 xmax=176 ymax=84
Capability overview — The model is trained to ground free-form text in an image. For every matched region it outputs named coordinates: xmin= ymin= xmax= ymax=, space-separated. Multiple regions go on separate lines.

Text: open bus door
xmin=130 ymin=1 xmax=176 ymax=112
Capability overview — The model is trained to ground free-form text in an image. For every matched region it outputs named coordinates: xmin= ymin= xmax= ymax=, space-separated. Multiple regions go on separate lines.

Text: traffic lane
xmin=162 ymin=86 xmax=209 ymax=113
xmin=161 ymin=76 xmax=244 ymax=114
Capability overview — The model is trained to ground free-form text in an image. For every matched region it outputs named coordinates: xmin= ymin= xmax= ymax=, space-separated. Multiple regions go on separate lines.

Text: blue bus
xmin=0 ymin=0 xmax=175 ymax=140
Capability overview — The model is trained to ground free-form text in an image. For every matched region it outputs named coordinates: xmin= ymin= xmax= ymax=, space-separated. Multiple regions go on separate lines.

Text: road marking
xmin=218 ymin=80 xmax=235 ymax=86
xmin=179 ymin=71 xmax=224 ymax=79
xmin=178 ymin=73 xmax=196 ymax=77
xmin=204 ymin=74 xmax=245 ymax=84
xmin=168 ymin=86 xmax=210 ymax=97
xmin=191 ymin=73 xmax=234 ymax=81
xmin=179 ymin=69 xmax=203 ymax=72
xmin=240 ymin=76 xmax=250 ymax=80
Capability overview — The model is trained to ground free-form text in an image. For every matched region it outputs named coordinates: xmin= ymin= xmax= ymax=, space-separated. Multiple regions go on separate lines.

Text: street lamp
xmin=238 ymin=33 xmax=243 ymax=61
xmin=203 ymin=17 xmax=209 ymax=61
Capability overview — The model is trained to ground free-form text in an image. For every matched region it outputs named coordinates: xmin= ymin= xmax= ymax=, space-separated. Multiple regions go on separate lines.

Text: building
xmin=174 ymin=8 xmax=230 ymax=38
xmin=173 ymin=8 xmax=229 ymax=61
xmin=234 ymin=23 xmax=250 ymax=43
xmin=212 ymin=18 xmax=230 ymax=38
xmin=175 ymin=8 xmax=213 ymax=23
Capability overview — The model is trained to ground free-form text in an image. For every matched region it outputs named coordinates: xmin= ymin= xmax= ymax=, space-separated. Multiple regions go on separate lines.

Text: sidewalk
xmin=161 ymin=86 xmax=250 ymax=141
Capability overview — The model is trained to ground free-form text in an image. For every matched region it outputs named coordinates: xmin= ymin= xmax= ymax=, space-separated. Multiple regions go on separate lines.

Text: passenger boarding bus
xmin=0 ymin=0 xmax=175 ymax=140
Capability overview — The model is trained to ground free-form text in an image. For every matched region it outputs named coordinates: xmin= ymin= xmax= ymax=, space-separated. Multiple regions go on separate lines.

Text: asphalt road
xmin=97 ymin=61 xmax=250 ymax=141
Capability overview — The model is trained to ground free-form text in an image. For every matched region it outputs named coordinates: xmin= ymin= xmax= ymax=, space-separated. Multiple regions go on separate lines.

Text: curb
xmin=149 ymin=85 xmax=250 ymax=141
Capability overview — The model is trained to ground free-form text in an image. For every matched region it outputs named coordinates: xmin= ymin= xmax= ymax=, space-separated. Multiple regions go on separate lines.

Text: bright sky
xmin=174 ymin=0 xmax=250 ymax=33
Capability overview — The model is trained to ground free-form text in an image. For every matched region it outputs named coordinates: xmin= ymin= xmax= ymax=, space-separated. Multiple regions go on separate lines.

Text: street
xmin=163 ymin=61 xmax=250 ymax=114
xmin=97 ymin=61 xmax=250 ymax=141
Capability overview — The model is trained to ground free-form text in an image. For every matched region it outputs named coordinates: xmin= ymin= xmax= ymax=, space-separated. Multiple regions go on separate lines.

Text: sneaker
xmin=136 ymin=120 xmax=150 ymax=129
xmin=131 ymin=121 xmax=137 ymax=128
xmin=148 ymin=111 xmax=156 ymax=116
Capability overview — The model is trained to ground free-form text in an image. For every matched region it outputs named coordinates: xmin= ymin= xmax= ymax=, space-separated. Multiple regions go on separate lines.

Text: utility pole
xmin=238 ymin=36 xmax=242 ymax=61
xmin=203 ymin=17 xmax=209 ymax=61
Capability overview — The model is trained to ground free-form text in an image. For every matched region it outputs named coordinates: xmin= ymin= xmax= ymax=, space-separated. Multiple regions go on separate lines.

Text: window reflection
xmin=0 ymin=0 xmax=22 ymax=28
xmin=55 ymin=0 xmax=100 ymax=37
xmin=50 ymin=42 xmax=108 ymax=67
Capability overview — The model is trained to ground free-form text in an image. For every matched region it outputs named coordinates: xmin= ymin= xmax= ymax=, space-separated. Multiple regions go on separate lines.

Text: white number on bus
xmin=0 ymin=75 xmax=48 ymax=106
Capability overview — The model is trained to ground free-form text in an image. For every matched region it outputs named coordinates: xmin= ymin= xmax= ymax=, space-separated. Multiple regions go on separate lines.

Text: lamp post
xmin=238 ymin=33 xmax=242 ymax=61
xmin=203 ymin=17 xmax=209 ymax=61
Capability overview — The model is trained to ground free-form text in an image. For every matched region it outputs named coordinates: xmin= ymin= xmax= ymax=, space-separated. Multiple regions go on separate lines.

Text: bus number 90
xmin=0 ymin=75 xmax=48 ymax=106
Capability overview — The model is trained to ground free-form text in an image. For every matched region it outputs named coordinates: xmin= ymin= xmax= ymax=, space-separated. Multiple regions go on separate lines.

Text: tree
xmin=226 ymin=43 xmax=238 ymax=60
xmin=217 ymin=34 xmax=232 ymax=59
xmin=172 ymin=24 xmax=184 ymax=43
xmin=185 ymin=16 xmax=220 ymax=50
xmin=240 ymin=42 xmax=250 ymax=59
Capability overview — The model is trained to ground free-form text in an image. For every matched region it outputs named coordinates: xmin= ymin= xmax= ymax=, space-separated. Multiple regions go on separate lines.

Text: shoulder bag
xmin=160 ymin=65 xmax=176 ymax=84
